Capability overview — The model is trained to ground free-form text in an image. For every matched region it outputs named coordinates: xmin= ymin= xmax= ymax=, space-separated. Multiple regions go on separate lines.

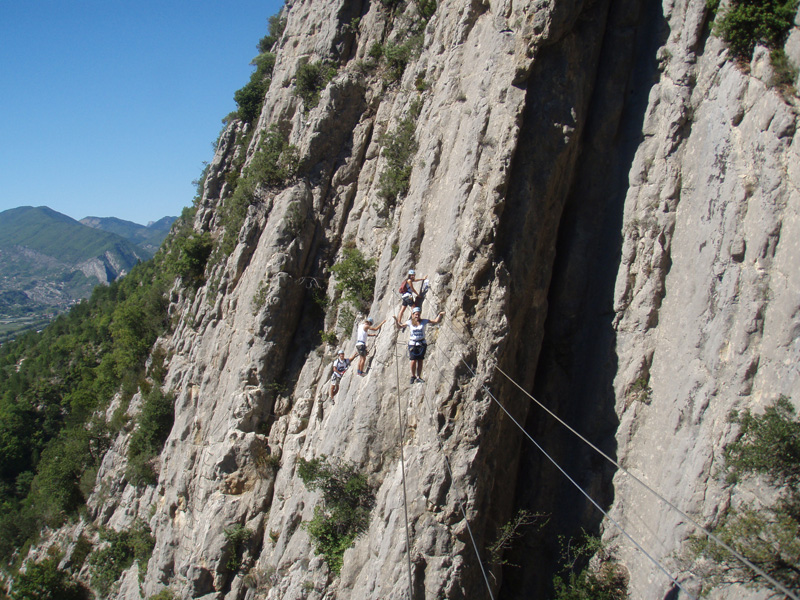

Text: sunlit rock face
xmin=38 ymin=0 xmax=800 ymax=598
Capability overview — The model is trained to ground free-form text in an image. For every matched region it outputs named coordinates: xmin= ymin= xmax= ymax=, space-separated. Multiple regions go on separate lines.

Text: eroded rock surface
xmin=32 ymin=1 xmax=800 ymax=599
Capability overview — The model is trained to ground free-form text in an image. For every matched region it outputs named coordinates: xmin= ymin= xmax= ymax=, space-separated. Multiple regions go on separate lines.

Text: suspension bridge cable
xmin=432 ymin=337 xmax=699 ymax=600
xmin=394 ymin=342 xmax=416 ymax=600
xmin=429 ymin=311 xmax=800 ymax=600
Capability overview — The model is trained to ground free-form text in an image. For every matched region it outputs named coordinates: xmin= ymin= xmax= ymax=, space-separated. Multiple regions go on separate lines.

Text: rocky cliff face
xmin=38 ymin=0 xmax=799 ymax=599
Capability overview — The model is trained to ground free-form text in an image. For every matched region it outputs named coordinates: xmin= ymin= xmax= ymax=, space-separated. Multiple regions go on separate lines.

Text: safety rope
xmin=427 ymin=349 xmax=497 ymax=599
xmin=490 ymin=360 xmax=799 ymax=600
xmin=428 ymin=306 xmax=800 ymax=600
xmin=392 ymin=317 xmax=495 ymax=599
xmin=394 ymin=340 xmax=416 ymax=600
xmin=433 ymin=333 xmax=699 ymax=600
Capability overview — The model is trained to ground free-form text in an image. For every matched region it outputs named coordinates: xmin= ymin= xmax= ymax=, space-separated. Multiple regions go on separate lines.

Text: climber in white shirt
xmin=354 ymin=317 xmax=386 ymax=375
xmin=395 ymin=306 xmax=444 ymax=384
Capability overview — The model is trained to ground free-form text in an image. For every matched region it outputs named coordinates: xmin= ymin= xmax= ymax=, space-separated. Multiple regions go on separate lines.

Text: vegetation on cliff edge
xmin=689 ymin=395 xmax=800 ymax=596
xmin=0 ymin=205 xmax=200 ymax=589
xmin=298 ymin=456 xmax=375 ymax=575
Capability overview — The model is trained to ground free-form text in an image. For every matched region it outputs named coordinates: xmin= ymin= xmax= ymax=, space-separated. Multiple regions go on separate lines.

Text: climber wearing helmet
xmin=395 ymin=306 xmax=444 ymax=384
xmin=355 ymin=316 xmax=386 ymax=376
xmin=397 ymin=268 xmax=427 ymax=322
xmin=329 ymin=348 xmax=356 ymax=401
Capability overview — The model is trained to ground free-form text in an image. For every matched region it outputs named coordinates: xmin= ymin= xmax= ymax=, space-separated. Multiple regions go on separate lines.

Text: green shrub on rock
xmin=712 ymin=0 xmax=798 ymax=59
xmin=295 ymin=61 xmax=338 ymax=110
xmin=219 ymin=125 xmax=300 ymax=255
xmin=88 ymin=521 xmax=155 ymax=597
xmin=552 ymin=534 xmax=627 ymax=600
xmin=329 ymin=247 xmax=377 ymax=312
xmin=378 ymin=98 xmax=422 ymax=207
xmin=11 ymin=557 xmax=90 ymax=600
xmin=298 ymin=456 xmax=375 ymax=574
xmin=690 ymin=396 xmax=800 ymax=595
xmin=125 ymin=386 xmax=174 ymax=487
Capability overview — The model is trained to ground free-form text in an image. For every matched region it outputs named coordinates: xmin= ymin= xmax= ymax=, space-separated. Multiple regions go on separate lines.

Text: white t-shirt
xmin=403 ymin=319 xmax=430 ymax=344
xmin=357 ymin=323 xmax=369 ymax=345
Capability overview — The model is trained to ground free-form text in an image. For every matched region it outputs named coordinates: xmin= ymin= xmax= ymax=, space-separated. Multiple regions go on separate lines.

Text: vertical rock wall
xmin=606 ymin=0 xmax=800 ymax=597
xmin=47 ymin=0 xmax=799 ymax=599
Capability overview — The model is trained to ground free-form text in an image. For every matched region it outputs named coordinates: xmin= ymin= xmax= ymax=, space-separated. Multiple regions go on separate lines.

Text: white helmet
xmin=336 ymin=349 xmax=344 ymax=355
xmin=408 ymin=269 xmax=415 ymax=276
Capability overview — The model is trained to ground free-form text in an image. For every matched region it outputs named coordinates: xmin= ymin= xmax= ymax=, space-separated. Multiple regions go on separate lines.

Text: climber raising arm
xmin=368 ymin=318 xmax=387 ymax=333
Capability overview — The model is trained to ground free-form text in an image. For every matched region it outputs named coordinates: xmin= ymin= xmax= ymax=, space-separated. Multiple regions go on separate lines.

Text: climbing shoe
xmin=415 ymin=377 xmax=425 ymax=383
xmin=410 ymin=377 xmax=416 ymax=384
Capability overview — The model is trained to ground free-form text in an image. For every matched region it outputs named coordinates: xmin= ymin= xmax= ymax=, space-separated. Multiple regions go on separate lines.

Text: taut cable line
xmin=433 ymin=331 xmax=699 ymax=600
xmin=426 ymin=295 xmax=799 ymax=600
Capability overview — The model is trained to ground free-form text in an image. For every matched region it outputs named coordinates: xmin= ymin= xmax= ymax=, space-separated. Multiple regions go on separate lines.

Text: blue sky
xmin=0 ymin=0 xmax=284 ymax=226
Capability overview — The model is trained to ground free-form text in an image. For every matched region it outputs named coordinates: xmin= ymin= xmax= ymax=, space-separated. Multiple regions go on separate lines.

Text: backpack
xmin=399 ymin=279 xmax=410 ymax=294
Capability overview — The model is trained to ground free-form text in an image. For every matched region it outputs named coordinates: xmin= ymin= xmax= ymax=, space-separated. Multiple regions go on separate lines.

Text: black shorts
xmin=402 ymin=294 xmax=414 ymax=306
xmin=408 ymin=343 xmax=427 ymax=360
xmin=356 ymin=343 xmax=367 ymax=357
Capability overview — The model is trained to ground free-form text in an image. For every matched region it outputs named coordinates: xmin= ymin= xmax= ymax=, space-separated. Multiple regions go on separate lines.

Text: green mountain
xmin=0 ymin=206 xmax=147 ymax=263
xmin=0 ymin=206 xmax=155 ymax=341
xmin=80 ymin=215 xmax=176 ymax=254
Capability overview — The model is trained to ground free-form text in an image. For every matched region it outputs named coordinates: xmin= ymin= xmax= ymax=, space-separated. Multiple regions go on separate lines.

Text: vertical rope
xmin=395 ymin=343 xmax=416 ymax=600
xmin=427 ymin=351 xmax=497 ymax=600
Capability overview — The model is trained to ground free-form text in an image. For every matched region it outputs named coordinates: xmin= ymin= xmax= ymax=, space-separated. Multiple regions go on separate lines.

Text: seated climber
xmin=397 ymin=269 xmax=427 ymax=321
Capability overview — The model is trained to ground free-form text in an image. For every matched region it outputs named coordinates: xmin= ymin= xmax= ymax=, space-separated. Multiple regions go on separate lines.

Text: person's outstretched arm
xmin=429 ymin=311 xmax=445 ymax=325
xmin=369 ymin=318 xmax=386 ymax=332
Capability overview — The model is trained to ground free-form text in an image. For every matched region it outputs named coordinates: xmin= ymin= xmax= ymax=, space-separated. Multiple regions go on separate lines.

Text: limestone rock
xmin=36 ymin=1 xmax=799 ymax=599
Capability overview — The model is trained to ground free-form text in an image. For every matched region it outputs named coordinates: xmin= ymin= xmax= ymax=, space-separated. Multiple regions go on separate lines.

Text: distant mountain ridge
xmin=80 ymin=214 xmax=176 ymax=254
xmin=0 ymin=206 xmax=176 ymax=341
xmin=1 ymin=206 xmax=147 ymax=265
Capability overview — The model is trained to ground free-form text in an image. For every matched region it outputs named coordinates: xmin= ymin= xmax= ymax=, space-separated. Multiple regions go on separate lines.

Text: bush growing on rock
xmin=711 ymin=0 xmax=798 ymax=60
xmin=175 ymin=232 xmax=212 ymax=287
xmin=258 ymin=13 xmax=286 ymax=53
xmin=329 ymin=247 xmax=377 ymax=312
xmin=88 ymin=521 xmax=155 ymax=597
xmin=219 ymin=125 xmax=300 ymax=255
xmin=223 ymin=524 xmax=254 ymax=572
xmin=552 ymin=534 xmax=627 ymax=600
xmin=10 ymin=556 xmax=90 ymax=600
xmin=125 ymin=386 xmax=175 ymax=487
xmin=232 ymin=6 xmax=283 ymax=124
xmin=689 ymin=396 xmax=800 ymax=596
xmin=295 ymin=61 xmax=338 ymax=110
xmin=298 ymin=456 xmax=375 ymax=575
xmin=378 ymin=98 xmax=422 ymax=207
